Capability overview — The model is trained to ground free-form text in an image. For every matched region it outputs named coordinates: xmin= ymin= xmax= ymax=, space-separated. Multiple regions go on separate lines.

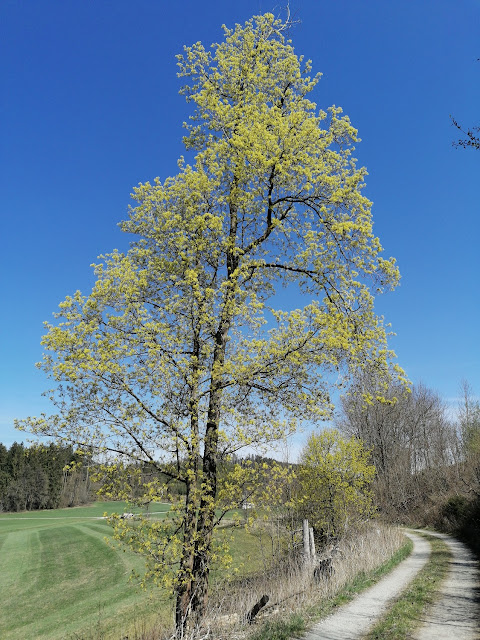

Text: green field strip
xmin=0 ymin=502 xmax=270 ymax=639
xmin=0 ymin=527 xmax=41 ymax=595
xmin=11 ymin=578 xmax=155 ymax=640
xmin=0 ymin=528 xmax=8 ymax=553
xmin=0 ymin=500 xmax=171 ymax=520
xmin=0 ymin=521 xmax=147 ymax=639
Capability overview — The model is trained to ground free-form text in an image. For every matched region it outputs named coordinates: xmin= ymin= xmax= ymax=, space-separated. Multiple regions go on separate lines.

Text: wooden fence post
xmin=309 ymin=526 xmax=316 ymax=559
xmin=303 ymin=519 xmax=311 ymax=564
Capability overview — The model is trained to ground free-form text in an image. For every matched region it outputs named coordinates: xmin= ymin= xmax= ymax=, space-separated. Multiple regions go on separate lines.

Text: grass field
xmin=0 ymin=502 xmax=263 ymax=639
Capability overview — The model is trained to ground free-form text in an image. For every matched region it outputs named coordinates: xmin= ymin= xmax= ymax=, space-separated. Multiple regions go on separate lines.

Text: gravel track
xmin=412 ymin=531 xmax=480 ymax=640
xmin=295 ymin=532 xmax=430 ymax=640
xmin=295 ymin=530 xmax=480 ymax=640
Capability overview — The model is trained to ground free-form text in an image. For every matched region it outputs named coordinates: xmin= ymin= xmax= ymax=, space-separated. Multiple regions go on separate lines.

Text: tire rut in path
xmin=295 ymin=532 xmax=430 ymax=640
xmin=412 ymin=530 xmax=480 ymax=640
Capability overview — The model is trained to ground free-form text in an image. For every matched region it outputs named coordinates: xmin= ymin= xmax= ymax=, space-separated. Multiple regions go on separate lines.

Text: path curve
xmin=295 ymin=532 xmax=430 ymax=640
xmin=412 ymin=530 xmax=480 ymax=640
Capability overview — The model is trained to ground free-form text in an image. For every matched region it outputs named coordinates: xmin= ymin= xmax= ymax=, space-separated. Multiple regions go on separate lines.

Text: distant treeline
xmin=0 ymin=442 xmax=91 ymax=512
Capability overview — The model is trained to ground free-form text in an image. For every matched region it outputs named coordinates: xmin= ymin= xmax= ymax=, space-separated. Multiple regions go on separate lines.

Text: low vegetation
xmin=249 ymin=535 xmax=413 ymax=640
xmin=437 ymin=494 xmax=480 ymax=554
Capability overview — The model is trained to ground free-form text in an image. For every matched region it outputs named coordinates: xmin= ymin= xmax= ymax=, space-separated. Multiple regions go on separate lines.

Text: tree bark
xmin=177 ymin=198 xmax=238 ymax=632
xmin=175 ymin=470 xmax=198 ymax=633
xmin=175 ymin=342 xmax=201 ymax=634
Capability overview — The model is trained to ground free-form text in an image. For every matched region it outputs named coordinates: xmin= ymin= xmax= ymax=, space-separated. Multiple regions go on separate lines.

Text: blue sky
xmin=1 ymin=0 xmax=479 ymax=449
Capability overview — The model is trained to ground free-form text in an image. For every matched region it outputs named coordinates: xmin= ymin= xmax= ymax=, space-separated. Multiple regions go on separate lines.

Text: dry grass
xmin=210 ymin=522 xmax=405 ymax=639
xmin=140 ymin=522 xmax=406 ymax=640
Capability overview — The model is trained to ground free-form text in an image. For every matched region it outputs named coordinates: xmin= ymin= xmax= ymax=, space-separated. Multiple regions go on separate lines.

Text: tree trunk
xmin=175 ymin=216 xmax=237 ymax=634
xmin=189 ymin=386 xmax=221 ymax=623
xmin=175 ymin=471 xmax=198 ymax=634
xmin=188 ymin=304 xmax=232 ymax=626
xmin=175 ymin=372 xmax=200 ymax=635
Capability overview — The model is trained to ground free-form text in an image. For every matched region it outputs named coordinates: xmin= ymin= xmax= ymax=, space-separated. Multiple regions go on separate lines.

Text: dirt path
xmin=412 ymin=531 xmax=480 ymax=640
xmin=295 ymin=532 xmax=430 ymax=640
xmin=295 ymin=531 xmax=480 ymax=640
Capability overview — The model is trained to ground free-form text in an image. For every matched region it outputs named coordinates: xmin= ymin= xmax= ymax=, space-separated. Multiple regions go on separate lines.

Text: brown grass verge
xmin=133 ymin=522 xmax=406 ymax=640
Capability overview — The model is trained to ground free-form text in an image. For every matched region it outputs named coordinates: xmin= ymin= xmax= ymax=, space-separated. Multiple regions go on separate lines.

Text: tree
xmin=17 ymin=13 xmax=400 ymax=634
xmin=458 ymin=380 xmax=480 ymax=456
xmin=0 ymin=444 xmax=8 ymax=511
xmin=337 ymin=374 xmax=456 ymax=518
xmin=297 ymin=429 xmax=375 ymax=543
xmin=451 ymin=117 xmax=480 ymax=150
xmin=0 ymin=442 xmax=80 ymax=511
xmin=457 ymin=380 xmax=480 ymax=494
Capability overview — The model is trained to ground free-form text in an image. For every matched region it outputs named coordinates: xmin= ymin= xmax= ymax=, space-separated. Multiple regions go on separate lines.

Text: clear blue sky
xmin=1 ymin=0 xmax=479 ymax=448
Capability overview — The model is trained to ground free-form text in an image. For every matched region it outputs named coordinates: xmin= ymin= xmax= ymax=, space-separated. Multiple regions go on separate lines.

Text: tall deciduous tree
xmin=458 ymin=380 xmax=480 ymax=455
xmin=17 ymin=14 xmax=400 ymax=634
xmin=337 ymin=375 xmax=456 ymax=518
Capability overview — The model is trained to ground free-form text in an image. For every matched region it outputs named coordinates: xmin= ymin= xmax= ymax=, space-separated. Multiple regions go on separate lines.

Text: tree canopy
xmin=17 ymin=13 xmax=401 ymax=634
xmin=297 ymin=429 xmax=375 ymax=541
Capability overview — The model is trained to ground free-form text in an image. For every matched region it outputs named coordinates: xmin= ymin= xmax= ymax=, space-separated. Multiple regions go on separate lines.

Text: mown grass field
xmin=0 ymin=502 xmax=263 ymax=639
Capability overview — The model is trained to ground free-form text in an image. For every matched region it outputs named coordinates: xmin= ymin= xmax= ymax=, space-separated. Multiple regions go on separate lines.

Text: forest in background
xmin=0 ymin=442 xmax=91 ymax=511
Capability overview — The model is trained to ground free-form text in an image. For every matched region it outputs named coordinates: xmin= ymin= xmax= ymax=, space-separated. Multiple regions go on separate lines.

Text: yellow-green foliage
xmin=17 ymin=13 xmax=400 ymax=626
xmin=298 ymin=429 xmax=375 ymax=539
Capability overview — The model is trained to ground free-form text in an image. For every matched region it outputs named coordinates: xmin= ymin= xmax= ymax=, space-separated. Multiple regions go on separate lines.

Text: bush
xmin=436 ymin=494 xmax=480 ymax=555
xmin=458 ymin=495 xmax=480 ymax=554
xmin=439 ymin=495 xmax=470 ymax=528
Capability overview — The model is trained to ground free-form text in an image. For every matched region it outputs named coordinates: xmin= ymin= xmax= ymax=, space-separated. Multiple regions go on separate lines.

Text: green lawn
xmin=0 ymin=502 xmax=265 ymax=639
xmin=0 ymin=502 xmax=170 ymax=639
